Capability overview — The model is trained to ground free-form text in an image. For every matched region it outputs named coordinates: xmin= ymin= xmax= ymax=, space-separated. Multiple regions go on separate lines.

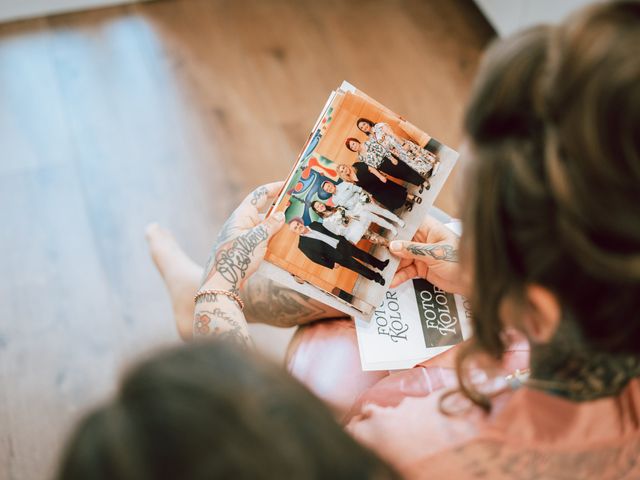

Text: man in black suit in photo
xmin=288 ymin=217 xmax=388 ymax=285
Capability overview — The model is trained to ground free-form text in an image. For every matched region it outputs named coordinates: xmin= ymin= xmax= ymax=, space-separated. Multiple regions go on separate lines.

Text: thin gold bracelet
xmin=194 ymin=289 xmax=244 ymax=311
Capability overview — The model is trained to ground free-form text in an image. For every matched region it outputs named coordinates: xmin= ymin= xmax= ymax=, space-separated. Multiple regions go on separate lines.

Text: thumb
xmin=389 ymin=240 xmax=440 ymax=264
xmin=261 ymin=211 xmax=286 ymax=239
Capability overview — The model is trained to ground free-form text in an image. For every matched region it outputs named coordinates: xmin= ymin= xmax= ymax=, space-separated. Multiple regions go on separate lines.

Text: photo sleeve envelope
xmin=259 ymin=81 xmax=459 ymax=320
xmin=355 ymin=276 xmax=472 ymax=371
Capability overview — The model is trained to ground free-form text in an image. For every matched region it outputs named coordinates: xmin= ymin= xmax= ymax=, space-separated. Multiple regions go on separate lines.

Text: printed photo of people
xmin=261 ymin=83 xmax=458 ymax=317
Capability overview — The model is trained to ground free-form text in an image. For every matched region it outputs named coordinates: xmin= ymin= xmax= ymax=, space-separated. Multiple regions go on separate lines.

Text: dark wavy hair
xmin=55 ymin=341 xmax=400 ymax=480
xmin=356 ymin=118 xmax=375 ymax=134
xmin=311 ymin=201 xmax=337 ymax=218
xmin=454 ymin=1 xmax=640 ymax=410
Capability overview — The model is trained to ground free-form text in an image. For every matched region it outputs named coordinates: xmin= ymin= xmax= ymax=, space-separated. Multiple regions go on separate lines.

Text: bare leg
xmin=146 ymin=224 xmax=346 ymax=336
xmin=146 ymin=223 xmax=202 ymax=341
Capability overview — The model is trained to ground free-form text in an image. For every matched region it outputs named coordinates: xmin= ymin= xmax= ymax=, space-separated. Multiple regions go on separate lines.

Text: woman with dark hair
xmin=55 ymin=341 xmax=399 ymax=480
xmin=336 ymin=162 xmax=422 ymax=212
xmin=146 ymin=2 xmax=640 ymax=478
xmin=345 ymin=136 xmax=427 ymax=190
xmin=356 ymin=118 xmax=375 ymax=133
xmin=311 ymin=200 xmax=393 ymax=246
xmin=344 ymin=2 xmax=640 ymax=477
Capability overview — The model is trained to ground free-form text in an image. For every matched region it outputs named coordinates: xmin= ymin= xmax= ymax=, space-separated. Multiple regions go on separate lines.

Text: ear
xmin=521 ymin=285 xmax=561 ymax=344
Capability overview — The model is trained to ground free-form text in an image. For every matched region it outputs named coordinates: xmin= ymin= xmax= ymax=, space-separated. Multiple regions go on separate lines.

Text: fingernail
xmin=389 ymin=241 xmax=402 ymax=252
xmin=273 ymin=212 xmax=285 ymax=221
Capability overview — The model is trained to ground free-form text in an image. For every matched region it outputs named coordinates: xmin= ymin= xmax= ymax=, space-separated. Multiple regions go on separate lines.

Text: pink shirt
xmin=288 ymin=320 xmax=640 ymax=479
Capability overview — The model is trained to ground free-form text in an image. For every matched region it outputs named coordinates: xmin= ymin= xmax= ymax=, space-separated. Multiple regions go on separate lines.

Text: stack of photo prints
xmin=260 ymin=82 xmax=465 ymax=370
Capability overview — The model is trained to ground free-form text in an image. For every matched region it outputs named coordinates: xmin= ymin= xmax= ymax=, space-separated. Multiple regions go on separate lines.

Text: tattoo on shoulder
xmin=407 ymin=243 xmax=458 ymax=262
xmin=450 ymin=436 xmax=640 ymax=479
xmin=194 ymin=308 xmax=251 ymax=348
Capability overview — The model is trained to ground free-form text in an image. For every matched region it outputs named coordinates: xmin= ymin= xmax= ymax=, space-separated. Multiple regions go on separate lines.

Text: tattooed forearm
xmin=407 ymin=243 xmax=458 ymax=262
xmin=194 ymin=183 xmax=283 ymax=348
xmin=195 ymin=291 xmax=222 ymax=306
xmin=194 ymin=307 xmax=252 ymax=348
xmin=242 ymin=276 xmax=347 ymax=327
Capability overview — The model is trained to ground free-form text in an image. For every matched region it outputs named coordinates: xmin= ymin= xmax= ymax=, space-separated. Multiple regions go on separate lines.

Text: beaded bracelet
xmin=194 ymin=289 xmax=245 ymax=311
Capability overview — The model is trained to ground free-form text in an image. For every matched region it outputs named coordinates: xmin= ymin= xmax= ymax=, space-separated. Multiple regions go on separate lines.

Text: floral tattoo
xmin=406 ymin=243 xmax=458 ymax=262
xmin=193 ymin=308 xmax=251 ymax=347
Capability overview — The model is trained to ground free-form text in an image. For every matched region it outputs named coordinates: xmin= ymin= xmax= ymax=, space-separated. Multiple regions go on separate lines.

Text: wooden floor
xmin=0 ymin=1 xmax=493 ymax=478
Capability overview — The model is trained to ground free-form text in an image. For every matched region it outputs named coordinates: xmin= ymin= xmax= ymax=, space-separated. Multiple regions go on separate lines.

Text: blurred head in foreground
xmin=458 ymin=0 xmax=640 ymax=408
xmin=55 ymin=341 xmax=398 ymax=480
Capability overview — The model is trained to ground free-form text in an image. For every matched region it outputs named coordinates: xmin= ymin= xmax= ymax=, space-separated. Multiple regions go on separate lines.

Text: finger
xmin=235 ymin=212 xmax=285 ymax=285
xmin=242 ymin=182 xmax=285 ymax=211
xmin=390 ymin=265 xmax=419 ymax=288
xmin=389 ymin=240 xmax=439 ymax=265
xmin=259 ymin=211 xmax=286 ymax=239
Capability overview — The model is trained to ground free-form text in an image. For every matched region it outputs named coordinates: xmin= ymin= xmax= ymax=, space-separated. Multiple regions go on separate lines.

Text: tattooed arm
xmin=194 ymin=294 xmax=253 ymax=347
xmin=389 ymin=216 xmax=470 ymax=296
xmin=242 ymin=274 xmax=348 ymax=327
xmin=405 ymin=244 xmax=458 ymax=262
xmin=194 ymin=182 xmax=286 ymax=348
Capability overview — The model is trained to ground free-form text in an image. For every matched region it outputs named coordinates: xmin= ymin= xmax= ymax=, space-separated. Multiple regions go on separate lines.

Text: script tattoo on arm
xmin=406 ymin=243 xmax=459 ymax=262
xmin=194 ymin=305 xmax=252 ymax=348
xmin=201 ymin=225 xmax=268 ymax=294
xmin=242 ymin=276 xmax=348 ymax=327
xmin=196 ymin=219 xmax=272 ymax=348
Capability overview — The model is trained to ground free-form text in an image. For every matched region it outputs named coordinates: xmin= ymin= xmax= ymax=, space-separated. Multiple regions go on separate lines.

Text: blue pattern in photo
xmin=284 ymin=155 xmax=340 ymax=225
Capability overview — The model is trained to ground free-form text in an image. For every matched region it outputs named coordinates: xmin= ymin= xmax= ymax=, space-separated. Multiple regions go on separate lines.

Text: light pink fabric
xmin=286 ymin=319 xmax=387 ymax=421
xmin=348 ymin=380 xmax=640 ymax=479
xmin=288 ymin=320 xmax=640 ymax=479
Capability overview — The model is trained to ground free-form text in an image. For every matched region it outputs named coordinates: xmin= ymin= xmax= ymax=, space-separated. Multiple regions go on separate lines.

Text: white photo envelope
xmin=355 ymin=278 xmax=472 ymax=371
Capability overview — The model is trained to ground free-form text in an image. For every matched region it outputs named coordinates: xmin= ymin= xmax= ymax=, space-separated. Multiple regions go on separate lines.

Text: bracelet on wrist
xmin=194 ymin=289 xmax=244 ymax=311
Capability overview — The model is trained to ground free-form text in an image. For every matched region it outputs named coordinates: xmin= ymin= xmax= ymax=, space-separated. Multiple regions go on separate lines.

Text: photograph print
xmin=260 ymin=83 xmax=458 ymax=318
